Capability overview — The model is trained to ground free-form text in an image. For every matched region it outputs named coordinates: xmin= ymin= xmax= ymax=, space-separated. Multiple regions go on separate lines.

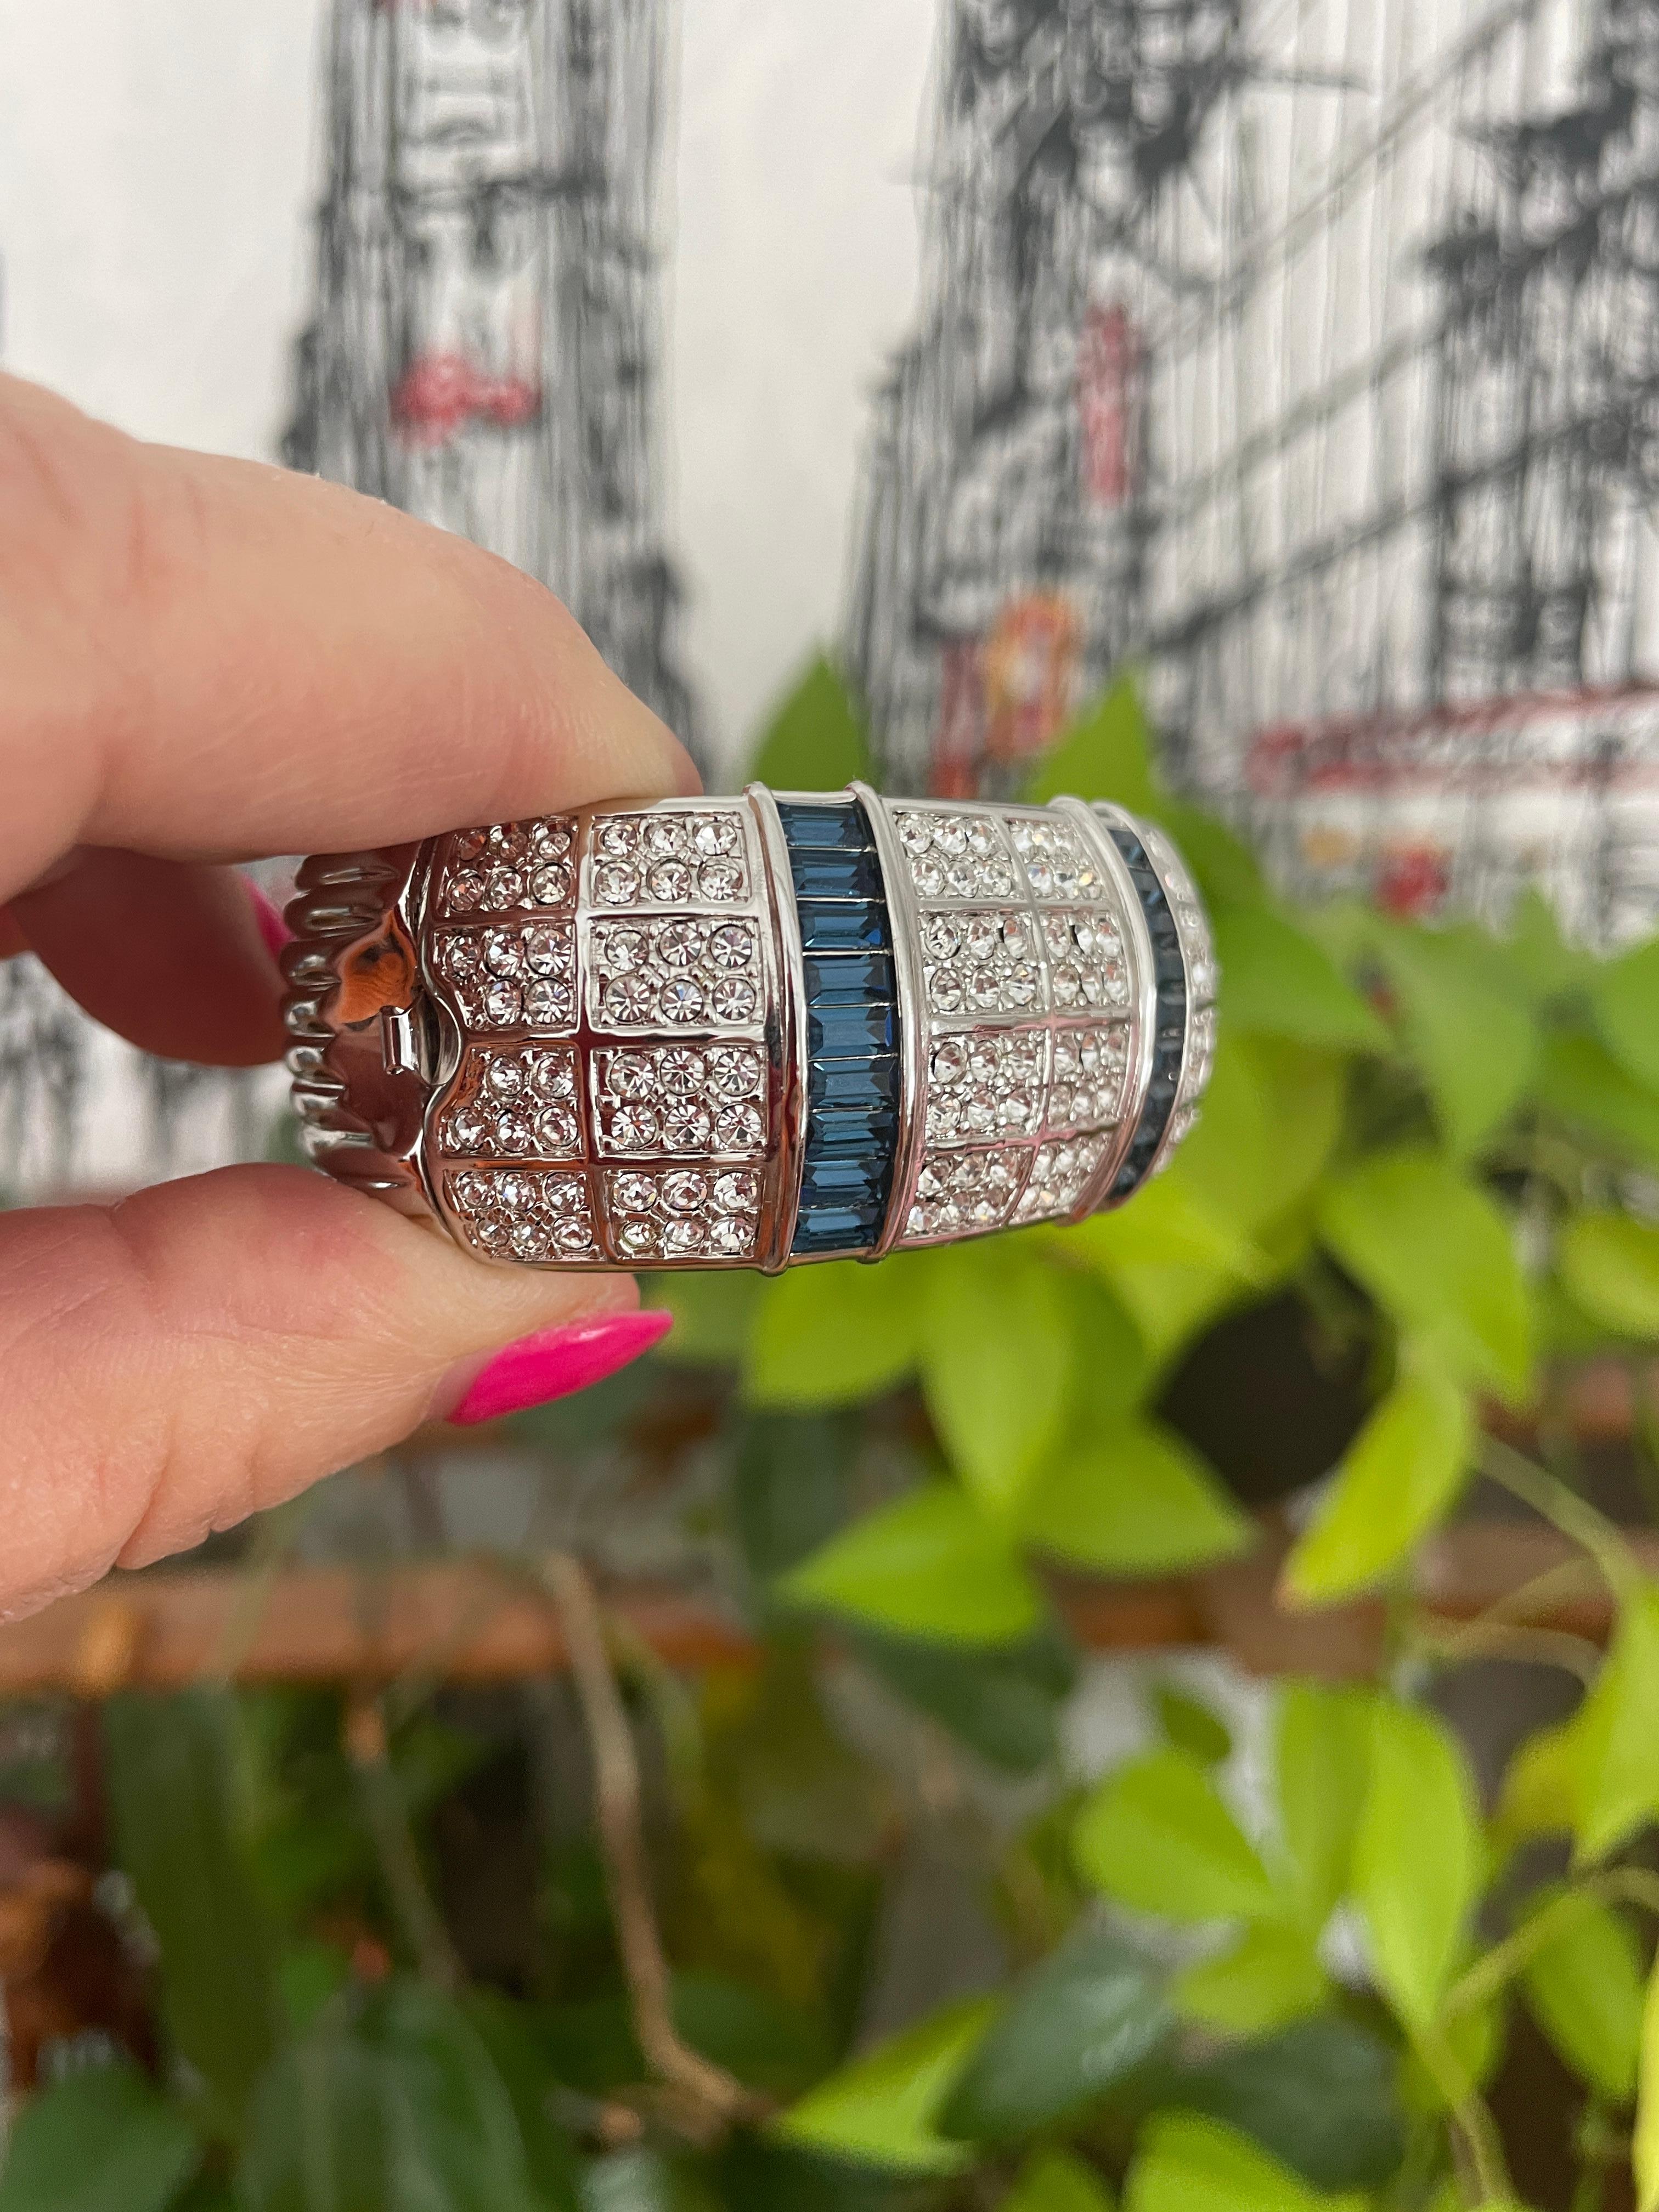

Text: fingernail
xmin=246 ymin=879 xmax=292 ymax=961
xmin=441 ymin=1308 xmax=673 ymax=1426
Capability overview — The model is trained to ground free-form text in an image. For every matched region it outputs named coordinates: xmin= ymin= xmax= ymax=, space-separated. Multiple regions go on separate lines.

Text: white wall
xmin=0 ymin=0 xmax=938 ymax=766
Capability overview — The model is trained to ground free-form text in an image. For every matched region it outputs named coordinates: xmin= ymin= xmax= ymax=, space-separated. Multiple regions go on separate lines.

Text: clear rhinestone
xmin=596 ymin=820 xmax=637 ymax=857
xmin=984 ymin=860 xmax=1018 ymax=898
xmin=708 ymin=1216 xmax=752 ymax=1257
xmin=917 ymin=1161 xmax=947 ymax=1201
xmin=613 ymin=1172 xmax=657 ymax=1212
xmin=997 ymin=1093 xmax=1028 ymax=1128
xmin=967 ymin=818 xmax=997 ymax=857
xmin=945 ymin=859 xmax=977 ymax=898
xmin=644 ymin=816 xmax=688 ymax=859
xmin=444 ymin=933 xmax=483 ymax=978
xmin=965 ymin=1090 xmax=997 ymax=1135
xmin=1006 ymin=966 xmax=1040 ymax=1007
xmin=448 ymin=1102 xmax=490 ymax=1152
xmin=447 ymin=870 xmax=484 ymax=912
xmin=510 ymin=1219 xmax=551 ymax=1262
xmin=693 ymin=814 xmax=741 ymax=857
xmin=452 ymin=1171 xmax=488 ymax=1211
xmin=714 ymin=1103 xmax=763 ymax=1152
xmin=924 ymin=914 xmax=961 ymax=960
xmin=475 ymin=930 xmax=516 ymax=979
xmin=934 ymin=816 xmax=968 ymax=857
xmin=485 ymin=1055 xmax=526 ymax=1098
xmin=603 ymin=928 xmax=649 ymax=975
xmin=534 ymin=1106 xmax=579 ymax=1153
xmin=529 ymin=820 xmax=572 ymax=861
xmin=530 ymin=862 xmax=573 ymax=906
xmin=483 ymin=979 xmax=523 ymax=1026
xmin=913 ymin=855 xmax=945 ymax=897
xmin=610 ymin=1103 xmax=661 ymax=1150
xmin=713 ymin=1170 xmax=759 ymax=1214
xmin=522 ymin=924 xmax=565 ymax=978
xmin=1103 ymin=961 xmax=1130 ymax=1005
xmin=711 ymin=977 xmax=757 ymax=1023
xmin=656 ymin=920 xmax=704 ymax=968
xmin=706 ymin=922 xmax=753 ymax=970
xmin=525 ymin=977 xmax=574 ymax=1026
xmin=482 ymin=868 xmax=524 ymax=911
xmin=454 ymin=828 xmax=489 ymax=861
xmin=967 ymin=1036 xmax=999 ymax=1083
xmin=553 ymin=1216 xmax=595 ymax=1256
xmin=708 ymin=1046 xmax=764 ymax=1098
xmin=647 ymin=860 xmax=693 ymax=902
xmin=965 ymin=914 xmax=1001 ymax=962
xmin=487 ymin=823 xmax=529 ymax=862
xmin=663 ymin=1103 xmax=713 ymax=1150
xmin=475 ymin=1212 xmax=512 ymax=1253
xmin=898 ymin=812 xmax=932 ymax=855
xmin=932 ymin=1037 xmax=968 ymax=1085
xmin=661 ymin=1049 xmax=708 ymax=1095
xmin=660 ymin=977 xmax=707 ymax=1024
xmin=531 ymin=1053 xmax=574 ymax=1099
xmin=907 ymin=1205 xmax=928 ymax=1237
xmin=602 ymin=977 xmax=654 ymax=1025
xmin=699 ymin=860 xmax=744 ymax=901
xmin=662 ymin=1170 xmax=709 ymax=1214
xmin=663 ymin=1218 xmax=706 ymax=1257
xmin=1052 ymin=966 xmax=1082 ymax=1007
xmin=618 ymin=1218 xmax=658 ymax=1258
xmin=610 ymin=1055 xmax=658 ymax=1102
xmin=494 ymin=1108 xmax=533 ymax=1153
xmin=969 ymin=969 xmax=1002 ymax=1011
xmin=595 ymin=860 xmax=640 ymax=906
xmin=930 ymin=967 xmax=964 ymax=1013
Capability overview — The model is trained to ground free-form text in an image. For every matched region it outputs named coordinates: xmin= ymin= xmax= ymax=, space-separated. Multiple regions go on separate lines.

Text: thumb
xmin=0 ymin=1164 xmax=667 ymax=1617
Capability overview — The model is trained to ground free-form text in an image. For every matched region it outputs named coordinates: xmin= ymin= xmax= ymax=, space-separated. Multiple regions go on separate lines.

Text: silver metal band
xmin=281 ymin=791 xmax=1216 ymax=1271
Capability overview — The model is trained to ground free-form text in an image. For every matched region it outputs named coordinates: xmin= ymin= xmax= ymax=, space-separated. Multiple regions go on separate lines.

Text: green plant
xmin=10 ymin=662 xmax=1659 ymax=2208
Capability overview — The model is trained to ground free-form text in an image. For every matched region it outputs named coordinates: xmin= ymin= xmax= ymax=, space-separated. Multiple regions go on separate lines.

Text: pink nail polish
xmin=246 ymin=879 xmax=292 ymax=961
xmin=444 ymin=1309 xmax=672 ymax=1426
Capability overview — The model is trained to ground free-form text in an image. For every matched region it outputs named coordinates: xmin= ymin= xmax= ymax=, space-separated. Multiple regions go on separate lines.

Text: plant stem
xmin=343 ymin=1688 xmax=463 ymax=1993
xmin=1479 ymin=1435 xmax=1645 ymax=1600
xmin=1414 ymin=2025 xmax=1511 ymax=2207
xmin=1446 ymin=1864 xmax=1659 ymax=2018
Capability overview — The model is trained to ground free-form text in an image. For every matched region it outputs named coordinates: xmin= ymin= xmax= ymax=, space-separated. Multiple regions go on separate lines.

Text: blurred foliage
xmin=15 ymin=658 xmax=1659 ymax=2207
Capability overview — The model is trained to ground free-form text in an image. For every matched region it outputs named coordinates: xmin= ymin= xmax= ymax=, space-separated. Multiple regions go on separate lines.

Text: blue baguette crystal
xmin=791 ymin=1200 xmax=887 ymax=1253
xmin=1104 ymin=821 xmax=1188 ymax=1201
xmin=803 ymin=953 xmax=895 ymax=1005
xmin=795 ymin=900 xmax=891 ymax=952
xmin=788 ymin=846 xmax=885 ymax=901
xmin=808 ymin=1000 xmax=895 ymax=1059
xmin=800 ymin=1154 xmax=885 ymax=1204
xmin=775 ymin=800 xmax=871 ymax=850
xmin=808 ymin=1057 xmax=899 ymax=1111
xmin=809 ymin=1104 xmax=899 ymax=1155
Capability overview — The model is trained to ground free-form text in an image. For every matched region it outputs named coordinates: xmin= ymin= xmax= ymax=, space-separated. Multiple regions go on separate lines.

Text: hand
xmin=0 ymin=373 xmax=699 ymax=1618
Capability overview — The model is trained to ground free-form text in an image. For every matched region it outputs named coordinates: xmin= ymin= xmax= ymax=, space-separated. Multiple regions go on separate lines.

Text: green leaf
xmin=1175 ymin=1036 xmax=1345 ymax=1240
xmin=1068 ymin=1172 xmax=1268 ymax=1363
xmin=1506 ymin=887 xmax=1592 ymax=1001
xmin=1282 ymin=1364 xmax=1472 ymax=1603
xmin=1025 ymin=672 xmax=1158 ymax=812
xmin=1126 ymin=2115 xmax=1365 ymax=2212
xmin=1521 ymin=1892 xmax=1645 ymax=2103
xmin=238 ymin=1978 xmax=545 ymax=2212
xmin=1352 ymin=1700 xmax=1481 ymax=2032
xmin=1560 ymin=1211 xmax=1659 ymax=1339
xmin=1174 ymin=1923 xmax=1328 ymax=2034
xmin=1073 ymin=1748 xmax=1279 ymax=1924
xmin=939 ymin=1926 xmax=1171 ymax=2142
xmin=731 ymin=1412 xmax=859 ymax=1590
xmin=1573 ymin=1583 xmax=1659 ymax=1863
xmin=781 ymin=1484 xmax=1043 ymax=1645
xmin=749 ymin=656 xmax=872 ymax=791
xmin=1318 ymin=1149 xmax=1532 ymax=1402
xmin=464 ymin=1990 xmax=584 ymax=2210
xmin=1211 ymin=906 xmax=1389 ymax=1052
xmin=1005 ymin=2151 xmax=1117 ymax=2212
xmin=102 ymin=1691 xmax=280 ymax=2130
xmin=0 ymin=2062 xmax=202 ymax=2212
xmin=919 ymin=1244 xmax=1072 ymax=1516
xmin=855 ymin=1623 xmax=1076 ymax=1774
xmin=1019 ymin=1421 xmax=1250 ymax=1575
xmin=1154 ymin=1686 xmax=1232 ymax=1768
xmin=746 ymin=1259 xmax=925 ymax=1408
xmin=1165 ymin=2018 xmax=1404 ymax=2193
xmin=1536 ymin=1029 xmax=1659 ymax=1170
xmin=1275 ymin=1683 xmax=1373 ymax=1931
xmin=1636 ymin=1957 xmax=1659 ymax=2212
xmin=650 ymin=1271 xmax=763 ymax=1366
xmin=1592 ymin=935 xmax=1659 ymax=1092
xmin=1370 ymin=923 xmax=1537 ymax=1156
xmin=1148 ymin=798 xmax=1265 ymax=909
xmin=772 ymin=1997 xmax=997 ymax=2174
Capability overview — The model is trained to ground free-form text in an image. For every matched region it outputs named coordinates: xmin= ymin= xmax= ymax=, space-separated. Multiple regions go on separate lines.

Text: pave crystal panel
xmin=441 ymin=817 xmax=578 ymax=917
xmin=892 ymin=809 xmax=1020 ymax=901
xmin=445 ymin=1167 xmax=598 ymax=1263
xmin=590 ymin=1043 xmax=767 ymax=1160
xmin=603 ymin=1166 xmax=760 ymax=1262
xmin=1006 ymin=814 xmax=1112 ymax=904
xmin=585 ymin=807 xmax=751 ymax=909
xmin=1014 ymin=1131 xmax=1112 ymax=1224
xmin=1048 ymin=1022 xmax=1130 ymax=1133
xmin=923 ymin=907 xmax=1044 ymax=1016
xmin=927 ymin=1027 xmax=1047 ymax=1144
xmin=437 ymin=1045 xmax=581 ymax=1159
xmin=905 ymin=1144 xmax=1030 ymax=1243
xmin=588 ymin=915 xmax=764 ymax=1034
xmin=432 ymin=918 xmax=578 ymax=1032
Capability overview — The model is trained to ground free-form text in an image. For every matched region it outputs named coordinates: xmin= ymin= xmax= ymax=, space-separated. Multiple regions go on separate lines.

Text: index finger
xmin=0 ymin=373 xmax=700 ymax=898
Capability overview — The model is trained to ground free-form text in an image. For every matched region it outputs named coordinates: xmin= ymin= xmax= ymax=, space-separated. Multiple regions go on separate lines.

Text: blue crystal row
xmin=1103 ymin=824 xmax=1186 ymax=1201
xmin=777 ymin=800 xmax=900 ymax=1256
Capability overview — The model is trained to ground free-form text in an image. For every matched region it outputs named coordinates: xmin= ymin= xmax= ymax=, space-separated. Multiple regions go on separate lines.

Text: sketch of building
xmin=850 ymin=0 xmax=1659 ymax=944
xmin=286 ymin=0 xmax=704 ymax=761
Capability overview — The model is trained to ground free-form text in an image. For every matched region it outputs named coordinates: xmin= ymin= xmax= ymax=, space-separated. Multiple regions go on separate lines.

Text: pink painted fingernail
xmin=442 ymin=1309 xmax=673 ymax=1426
xmin=246 ymin=879 xmax=292 ymax=961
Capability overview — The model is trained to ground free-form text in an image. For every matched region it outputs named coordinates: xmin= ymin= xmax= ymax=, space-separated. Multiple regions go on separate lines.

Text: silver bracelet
xmin=281 ymin=788 xmax=1216 ymax=1271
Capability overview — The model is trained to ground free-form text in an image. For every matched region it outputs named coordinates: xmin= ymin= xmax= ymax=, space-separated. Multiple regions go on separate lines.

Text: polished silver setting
xmin=283 ymin=792 xmax=1216 ymax=1271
